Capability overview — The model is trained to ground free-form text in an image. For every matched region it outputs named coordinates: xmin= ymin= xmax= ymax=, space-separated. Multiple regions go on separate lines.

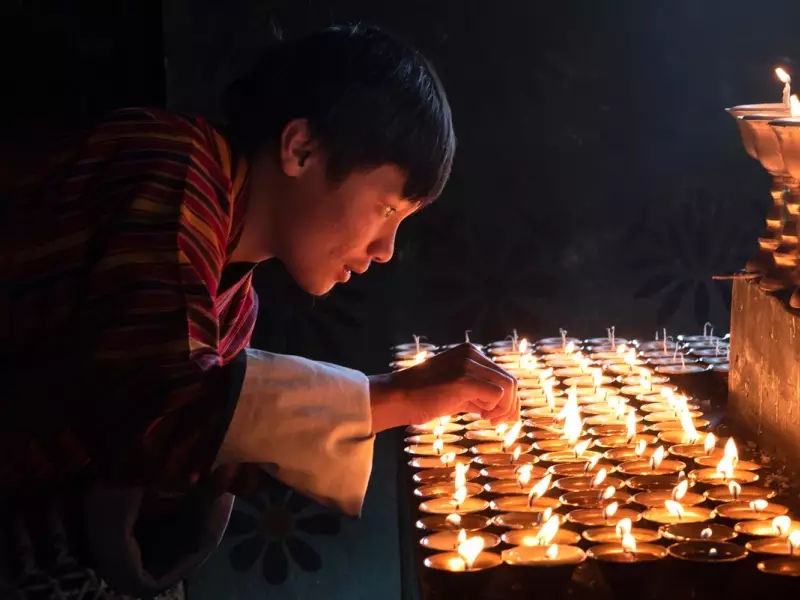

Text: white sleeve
xmin=214 ymin=348 xmax=375 ymax=517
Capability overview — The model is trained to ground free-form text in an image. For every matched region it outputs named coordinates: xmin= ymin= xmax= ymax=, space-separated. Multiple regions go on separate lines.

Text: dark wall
xmin=165 ymin=0 xmax=800 ymax=375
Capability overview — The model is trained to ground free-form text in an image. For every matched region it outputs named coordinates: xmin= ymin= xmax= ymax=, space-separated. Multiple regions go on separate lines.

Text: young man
xmin=0 ymin=25 xmax=517 ymax=597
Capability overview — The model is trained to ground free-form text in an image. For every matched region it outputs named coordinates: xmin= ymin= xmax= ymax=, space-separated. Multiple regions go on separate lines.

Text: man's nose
xmin=369 ymin=228 xmax=397 ymax=264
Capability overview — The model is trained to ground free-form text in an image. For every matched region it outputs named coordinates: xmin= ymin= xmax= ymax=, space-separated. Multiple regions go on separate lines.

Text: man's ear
xmin=279 ymin=118 xmax=318 ymax=177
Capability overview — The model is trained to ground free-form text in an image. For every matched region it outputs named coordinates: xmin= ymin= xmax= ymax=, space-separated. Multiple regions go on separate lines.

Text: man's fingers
xmin=453 ymin=372 xmax=504 ymax=412
xmin=462 ymin=358 xmax=517 ymax=420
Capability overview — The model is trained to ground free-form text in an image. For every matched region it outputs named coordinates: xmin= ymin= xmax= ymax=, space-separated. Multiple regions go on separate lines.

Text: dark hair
xmin=221 ymin=24 xmax=455 ymax=202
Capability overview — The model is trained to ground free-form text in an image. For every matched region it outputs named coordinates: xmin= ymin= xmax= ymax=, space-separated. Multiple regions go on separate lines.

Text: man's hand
xmin=369 ymin=343 xmax=519 ymax=432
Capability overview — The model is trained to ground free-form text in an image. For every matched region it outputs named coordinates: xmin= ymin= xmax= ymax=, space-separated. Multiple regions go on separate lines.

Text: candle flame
xmin=457 ymin=536 xmax=484 ymax=570
xmin=624 ymin=348 xmax=637 ymax=367
xmin=519 ymin=352 xmax=535 ymax=370
xmin=777 ymin=67 xmax=791 ymax=84
xmin=539 ymin=507 xmax=554 ymax=524
xmin=603 ymin=501 xmax=619 ymax=521
xmin=728 ymin=481 xmax=742 ymax=500
xmin=649 ymin=446 xmax=666 ymax=470
xmin=602 ymin=486 xmax=617 ymax=500
xmin=789 ymin=531 xmax=800 ymax=554
xmin=671 ymin=480 xmax=689 ymax=502
xmin=495 ymin=423 xmax=509 ymax=436
xmin=750 ymin=499 xmax=769 ymax=513
xmin=457 ymin=529 xmax=467 ymax=544
xmin=451 ymin=486 xmax=468 ymax=508
xmin=546 ymin=544 xmax=559 ymax=560
xmin=793 ymin=94 xmax=800 ymax=117
xmin=665 ymin=500 xmax=685 ymax=520
xmin=701 ymin=528 xmax=713 ymax=540
xmin=616 ymin=344 xmax=628 ymax=355
xmin=621 ymin=533 xmax=637 ymax=553
xmin=680 ymin=411 xmax=699 ymax=445
xmin=433 ymin=439 xmax=444 ymax=455
xmin=441 ymin=452 xmax=456 ymax=466
xmin=585 ymin=454 xmax=601 ymax=473
xmin=565 ymin=341 xmax=576 ymax=354
xmin=592 ymin=368 xmax=603 ymax=388
xmin=536 ymin=515 xmax=561 ymax=546
xmin=511 ymin=446 xmax=522 ymax=464
xmin=591 ymin=468 xmax=608 ymax=489
xmin=413 ymin=351 xmax=428 ymax=365
xmin=616 ymin=518 xmax=632 ymax=539
xmin=544 ymin=379 xmax=556 ymax=411
xmin=447 ymin=557 xmax=466 ymax=572
xmin=638 ymin=368 xmax=651 ymax=381
xmin=517 ymin=464 xmax=533 ymax=487
xmin=559 ymin=392 xmax=583 ymax=446
xmin=626 ymin=409 xmax=637 ymax=442
xmin=528 ymin=474 xmax=552 ymax=505
xmin=454 ymin=462 xmax=468 ymax=490
xmin=635 ymin=439 xmax=648 ymax=457
xmin=446 ymin=514 xmax=462 ymax=527
xmin=433 ymin=425 xmax=445 ymax=438
xmin=724 ymin=437 xmax=739 ymax=464
xmin=703 ymin=433 xmax=717 ymax=455
xmin=519 ymin=338 xmax=529 ymax=354
xmin=502 ymin=421 xmax=523 ymax=451
xmin=573 ymin=439 xmax=591 ymax=458
xmin=773 ymin=516 xmax=792 ymax=537
xmin=716 ymin=455 xmax=736 ymax=480
xmin=579 ymin=358 xmax=591 ymax=373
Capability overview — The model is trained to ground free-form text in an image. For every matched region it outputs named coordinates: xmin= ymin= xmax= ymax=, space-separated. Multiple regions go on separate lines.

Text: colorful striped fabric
xmin=0 ymin=107 xmax=257 ymax=495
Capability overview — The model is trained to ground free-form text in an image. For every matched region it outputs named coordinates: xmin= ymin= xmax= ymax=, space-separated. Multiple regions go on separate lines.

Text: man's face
xmin=271 ymin=161 xmax=417 ymax=296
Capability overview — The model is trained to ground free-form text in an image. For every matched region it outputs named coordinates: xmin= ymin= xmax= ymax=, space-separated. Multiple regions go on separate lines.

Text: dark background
xmin=4 ymin=0 xmax=800 ymax=365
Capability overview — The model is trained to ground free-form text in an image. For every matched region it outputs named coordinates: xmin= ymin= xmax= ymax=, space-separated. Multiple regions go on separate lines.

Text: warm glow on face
xmin=528 ymin=475 xmax=552 ymax=504
xmin=680 ymin=411 xmax=699 ymax=445
xmin=701 ymin=528 xmax=713 ymax=540
xmin=615 ymin=518 xmax=632 ymax=539
xmin=446 ymin=513 xmax=462 ymax=527
xmin=635 ymin=439 xmax=647 ymax=457
xmin=502 ymin=421 xmax=523 ymax=451
xmin=665 ymin=500 xmax=685 ymax=520
xmin=621 ymin=533 xmax=637 ymax=553
xmin=451 ymin=486 xmax=467 ymax=507
xmin=792 ymin=94 xmax=800 ymax=117
xmin=750 ymin=499 xmax=769 ymax=513
xmin=433 ymin=439 xmax=444 ymax=455
xmin=649 ymin=446 xmax=665 ymax=470
xmin=603 ymin=501 xmax=619 ymax=521
xmin=546 ymin=544 xmax=559 ymax=559
xmin=602 ymin=486 xmax=617 ymax=500
xmin=777 ymin=67 xmax=791 ymax=84
xmin=537 ymin=515 xmax=561 ymax=546
xmin=728 ymin=481 xmax=741 ymax=500
xmin=441 ymin=452 xmax=456 ymax=466
xmin=773 ymin=516 xmax=792 ymax=537
xmin=454 ymin=462 xmax=468 ymax=490
xmin=591 ymin=468 xmax=608 ymax=489
xmin=671 ymin=480 xmax=689 ymax=502
xmin=457 ymin=536 xmax=485 ymax=569
xmin=789 ymin=531 xmax=800 ymax=554
xmin=703 ymin=433 xmax=717 ymax=455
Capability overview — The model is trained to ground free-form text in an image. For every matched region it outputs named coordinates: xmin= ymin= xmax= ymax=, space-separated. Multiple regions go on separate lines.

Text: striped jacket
xmin=0 ymin=107 xmax=257 ymax=496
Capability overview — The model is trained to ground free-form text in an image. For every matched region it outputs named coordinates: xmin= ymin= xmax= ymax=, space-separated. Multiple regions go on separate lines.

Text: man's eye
xmin=383 ymin=206 xmax=398 ymax=218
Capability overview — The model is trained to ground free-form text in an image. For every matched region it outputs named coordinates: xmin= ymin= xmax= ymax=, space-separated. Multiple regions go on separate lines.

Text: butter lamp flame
xmin=671 ymin=480 xmax=689 ymax=502
xmin=724 ymin=438 xmax=739 ymax=465
xmin=591 ymin=468 xmax=608 ymax=489
xmin=603 ymin=501 xmax=619 ymax=521
xmin=511 ymin=446 xmax=522 ymax=465
xmin=502 ymin=421 xmax=523 ymax=451
xmin=650 ymin=446 xmax=666 ymax=470
xmin=635 ymin=439 xmax=647 ymax=457
xmin=716 ymin=455 xmax=735 ymax=481
xmin=792 ymin=94 xmax=800 ymax=117
xmin=433 ymin=439 xmax=444 ymax=455
xmin=750 ymin=499 xmax=769 ymax=513
xmin=773 ymin=516 xmax=792 ymax=537
xmin=519 ymin=338 xmax=529 ymax=354
xmin=573 ymin=439 xmax=591 ymax=459
xmin=703 ymin=433 xmax=717 ymax=455
xmin=536 ymin=515 xmax=561 ymax=546
xmin=789 ymin=531 xmax=800 ymax=555
xmin=546 ymin=544 xmax=559 ymax=560
xmin=616 ymin=518 xmax=632 ymax=539
xmin=602 ymin=486 xmax=617 ymax=500
xmin=454 ymin=462 xmax=468 ymax=490
xmin=528 ymin=475 xmax=552 ymax=506
xmin=413 ymin=351 xmax=428 ymax=365
xmin=457 ymin=529 xmax=467 ymax=544
xmin=446 ymin=514 xmax=462 ymax=527
xmin=517 ymin=465 xmax=533 ymax=488
xmin=700 ymin=528 xmax=713 ymax=540
xmin=457 ymin=536 xmax=485 ymax=570
xmin=728 ymin=481 xmax=742 ymax=500
xmin=680 ymin=411 xmax=699 ymax=445
xmin=452 ymin=486 xmax=467 ymax=509
xmin=621 ymin=533 xmax=637 ymax=553
xmin=626 ymin=409 xmax=637 ymax=442
xmin=441 ymin=452 xmax=456 ymax=466
xmin=665 ymin=500 xmax=685 ymax=521
xmin=433 ymin=425 xmax=445 ymax=438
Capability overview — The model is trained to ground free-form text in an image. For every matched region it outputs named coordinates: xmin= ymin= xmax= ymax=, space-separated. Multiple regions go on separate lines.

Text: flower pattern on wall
xmin=628 ymin=188 xmax=757 ymax=327
xmin=226 ymin=482 xmax=342 ymax=585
